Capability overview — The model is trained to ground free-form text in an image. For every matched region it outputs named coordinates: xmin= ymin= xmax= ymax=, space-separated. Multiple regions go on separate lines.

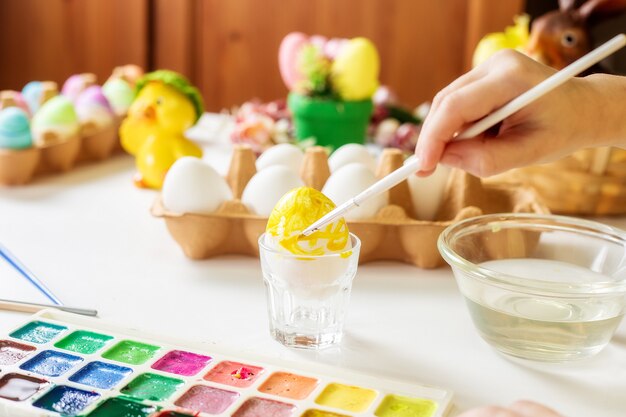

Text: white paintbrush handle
xmin=302 ymin=34 xmax=626 ymax=237
xmin=0 ymin=298 xmax=98 ymax=316
xmin=304 ymin=157 xmax=423 ymax=233
xmin=353 ymin=156 xmax=421 ymax=206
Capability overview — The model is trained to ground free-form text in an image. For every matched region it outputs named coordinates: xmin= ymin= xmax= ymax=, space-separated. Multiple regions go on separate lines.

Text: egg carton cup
xmin=77 ymin=122 xmax=118 ymax=162
xmin=152 ymin=145 xmax=549 ymax=268
xmin=0 ymin=147 xmax=40 ymax=185
xmin=0 ymin=79 xmax=125 ymax=185
xmin=0 ymin=125 xmax=122 ymax=186
xmin=109 ymin=64 xmax=144 ymax=87
xmin=111 ymin=115 xmax=126 ymax=153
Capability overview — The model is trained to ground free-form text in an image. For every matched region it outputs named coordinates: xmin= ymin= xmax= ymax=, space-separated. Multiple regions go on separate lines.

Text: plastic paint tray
xmin=0 ymin=310 xmax=453 ymax=417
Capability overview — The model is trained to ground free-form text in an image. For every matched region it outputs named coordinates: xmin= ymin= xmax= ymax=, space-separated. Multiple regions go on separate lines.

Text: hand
xmin=414 ymin=49 xmax=622 ymax=177
xmin=458 ymin=400 xmax=564 ymax=417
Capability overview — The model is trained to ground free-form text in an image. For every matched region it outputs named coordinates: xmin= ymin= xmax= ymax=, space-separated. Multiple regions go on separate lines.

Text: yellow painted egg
xmin=330 ymin=37 xmax=380 ymax=101
xmin=266 ymin=187 xmax=349 ymax=256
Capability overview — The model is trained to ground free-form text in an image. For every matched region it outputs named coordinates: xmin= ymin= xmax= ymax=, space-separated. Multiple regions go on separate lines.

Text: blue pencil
xmin=0 ymin=243 xmax=63 ymax=306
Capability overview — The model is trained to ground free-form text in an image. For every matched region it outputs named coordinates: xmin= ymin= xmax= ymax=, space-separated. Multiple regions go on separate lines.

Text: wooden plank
xmin=464 ymin=0 xmax=526 ymax=70
xmin=0 ymin=0 xmax=148 ymax=90
xmin=1 ymin=0 xmax=527 ymax=111
xmin=153 ymin=0 xmax=195 ymax=78
xmin=195 ymin=0 xmax=470 ymax=111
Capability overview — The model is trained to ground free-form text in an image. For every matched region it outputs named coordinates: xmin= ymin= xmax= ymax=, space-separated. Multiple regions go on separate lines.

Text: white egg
xmin=328 ymin=143 xmax=377 ymax=172
xmin=322 ymin=163 xmax=387 ymax=220
xmin=256 ymin=143 xmax=304 ymax=172
xmin=242 ymin=165 xmax=304 ymax=216
xmin=162 ymin=157 xmax=233 ymax=214
xmin=406 ymin=162 xmax=451 ymax=220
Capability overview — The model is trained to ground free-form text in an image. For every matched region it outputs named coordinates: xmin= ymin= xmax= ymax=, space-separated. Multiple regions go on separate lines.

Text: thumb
xmin=440 ymin=131 xmax=545 ymax=177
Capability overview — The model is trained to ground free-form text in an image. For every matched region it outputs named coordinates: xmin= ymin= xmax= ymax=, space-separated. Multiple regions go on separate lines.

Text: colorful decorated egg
xmin=31 ymin=95 xmax=79 ymax=146
xmin=0 ymin=107 xmax=33 ymax=150
xmin=102 ymin=78 xmax=135 ymax=117
xmin=265 ymin=187 xmax=350 ymax=256
xmin=278 ymin=32 xmax=309 ymax=91
xmin=330 ymin=37 xmax=380 ymax=101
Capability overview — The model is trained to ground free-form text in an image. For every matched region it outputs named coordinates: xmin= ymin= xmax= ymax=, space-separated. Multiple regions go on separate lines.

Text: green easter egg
xmin=32 ymin=95 xmax=78 ymax=129
xmin=102 ymin=78 xmax=135 ymax=115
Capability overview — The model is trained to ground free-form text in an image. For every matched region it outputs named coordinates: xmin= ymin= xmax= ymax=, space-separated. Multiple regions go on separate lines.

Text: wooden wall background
xmin=0 ymin=0 xmax=149 ymax=89
xmin=0 ymin=0 xmax=523 ymax=112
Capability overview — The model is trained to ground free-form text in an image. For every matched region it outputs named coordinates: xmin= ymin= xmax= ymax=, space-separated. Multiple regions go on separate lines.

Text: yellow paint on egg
xmin=266 ymin=187 xmax=349 ymax=256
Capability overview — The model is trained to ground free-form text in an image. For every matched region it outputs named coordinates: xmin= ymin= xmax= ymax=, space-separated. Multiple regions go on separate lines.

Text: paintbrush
xmin=0 ymin=298 xmax=97 ymax=317
xmin=301 ymin=34 xmax=626 ymax=237
xmin=0 ymin=243 xmax=63 ymax=305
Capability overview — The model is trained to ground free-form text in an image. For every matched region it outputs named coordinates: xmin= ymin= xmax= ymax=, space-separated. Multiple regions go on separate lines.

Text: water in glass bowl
xmin=464 ymin=259 xmax=625 ymax=362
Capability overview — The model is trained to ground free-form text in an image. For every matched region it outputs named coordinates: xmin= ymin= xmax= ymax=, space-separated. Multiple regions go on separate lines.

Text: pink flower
xmin=231 ymin=113 xmax=275 ymax=153
xmin=231 ymin=99 xmax=292 ymax=153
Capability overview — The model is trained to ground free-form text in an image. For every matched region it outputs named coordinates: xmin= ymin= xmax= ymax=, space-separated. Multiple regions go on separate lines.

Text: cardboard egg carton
xmin=0 ymin=80 xmax=123 ymax=186
xmin=152 ymin=145 xmax=549 ymax=268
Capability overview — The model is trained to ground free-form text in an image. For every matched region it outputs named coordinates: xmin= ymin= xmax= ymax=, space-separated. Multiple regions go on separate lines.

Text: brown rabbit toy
xmin=526 ymin=0 xmax=626 ymax=69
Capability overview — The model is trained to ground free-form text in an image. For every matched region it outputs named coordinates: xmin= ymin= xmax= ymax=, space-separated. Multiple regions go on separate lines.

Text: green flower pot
xmin=288 ymin=92 xmax=373 ymax=149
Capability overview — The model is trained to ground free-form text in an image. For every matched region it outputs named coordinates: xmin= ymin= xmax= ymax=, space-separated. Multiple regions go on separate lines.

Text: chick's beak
xmin=141 ymin=104 xmax=157 ymax=121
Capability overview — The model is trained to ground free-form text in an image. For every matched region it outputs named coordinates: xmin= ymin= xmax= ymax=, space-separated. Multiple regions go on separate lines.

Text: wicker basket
xmin=489 ymin=147 xmax=626 ymax=215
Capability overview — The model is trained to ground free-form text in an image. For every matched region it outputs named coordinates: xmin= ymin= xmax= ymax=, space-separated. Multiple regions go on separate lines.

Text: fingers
xmin=440 ymin=131 xmax=536 ymax=177
xmin=439 ymin=111 xmax=578 ymax=177
xmin=414 ymin=50 xmax=557 ymax=175
xmin=509 ymin=400 xmax=563 ymax=417
xmin=415 ymin=74 xmax=528 ymax=173
xmin=428 ymin=65 xmax=487 ymax=117
xmin=439 ymin=136 xmax=514 ymax=177
xmin=412 ymin=59 xmax=487 ymax=173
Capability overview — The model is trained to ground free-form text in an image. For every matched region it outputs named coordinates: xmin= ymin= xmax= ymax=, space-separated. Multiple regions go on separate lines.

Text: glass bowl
xmin=438 ymin=213 xmax=626 ymax=362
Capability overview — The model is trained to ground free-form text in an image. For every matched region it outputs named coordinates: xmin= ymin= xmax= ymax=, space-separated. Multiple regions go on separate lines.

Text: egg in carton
xmin=0 ymin=69 xmax=140 ymax=186
xmin=152 ymin=144 xmax=549 ymax=268
xmin=104 ymin=65 xmax=144 ymax=153
xmin=0 ymin=95 xmax=40 ymax=185
xmin=59 ymin=72 xmax=120 ymax=164
xmin=32 ymin=90 xmax=83 ymax=174
xmin=0 ymin=80 xmax=82 ymax=181
xmin=74 ymin=84 xmax=120 ymax=162
xmin=0 ymin=84 xmax=61 ymax=184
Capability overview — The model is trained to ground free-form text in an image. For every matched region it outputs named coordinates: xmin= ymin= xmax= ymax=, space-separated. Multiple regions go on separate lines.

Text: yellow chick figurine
xmin=120 ymin=70 xmax=203 ymax=189
xmin=472 ymin=15 xmax=530 ymax=68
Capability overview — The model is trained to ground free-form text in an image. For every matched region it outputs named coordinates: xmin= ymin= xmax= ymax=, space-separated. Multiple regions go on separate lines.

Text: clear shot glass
xmin=258 ymin=233 xmax=361 ymax=349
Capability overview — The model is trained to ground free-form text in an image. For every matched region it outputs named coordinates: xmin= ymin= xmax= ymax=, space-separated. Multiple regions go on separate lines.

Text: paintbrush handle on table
xmin=0 ymin=298 xmax=97 ymax=317
xmin=301 ymin=34 xmax=626 ymax=237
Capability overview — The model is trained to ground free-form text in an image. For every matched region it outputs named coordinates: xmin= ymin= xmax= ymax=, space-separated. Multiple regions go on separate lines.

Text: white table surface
xmin=1 ymin=138 xmax=626 ymax=417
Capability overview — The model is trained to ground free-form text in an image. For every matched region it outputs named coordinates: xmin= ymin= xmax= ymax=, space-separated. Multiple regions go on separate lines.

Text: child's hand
xmin=414 ymin=49 xmax=623 ymax=177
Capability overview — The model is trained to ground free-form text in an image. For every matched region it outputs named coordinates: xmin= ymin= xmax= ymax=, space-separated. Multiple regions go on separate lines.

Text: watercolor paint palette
xmin=0 ymin=310 xmax=453 ymax=417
